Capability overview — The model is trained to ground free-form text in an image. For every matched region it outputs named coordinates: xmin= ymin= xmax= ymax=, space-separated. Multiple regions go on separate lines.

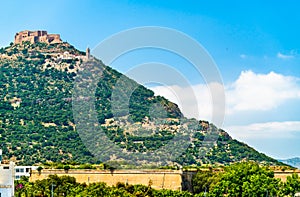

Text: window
xmin=3 ymin=166 xmax=9 ymax=169
xmin=16 ymin=168 xmax=24 ymax=173
xmin=26 ymin=168 xmax=30 ymax=173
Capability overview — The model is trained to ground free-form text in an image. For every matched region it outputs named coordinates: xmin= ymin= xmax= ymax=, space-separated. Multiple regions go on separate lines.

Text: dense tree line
xmin=14 ymin=162 xmax=300 ymax=196
xmin=192 ymin=162 xmax=300 ymax=197
xmin=15 ymin=175 xmax=193 ymax=197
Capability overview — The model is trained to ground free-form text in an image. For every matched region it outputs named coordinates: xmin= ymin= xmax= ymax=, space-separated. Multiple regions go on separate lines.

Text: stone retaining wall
xmin=30 ymin=169 xmax=183 ymax=191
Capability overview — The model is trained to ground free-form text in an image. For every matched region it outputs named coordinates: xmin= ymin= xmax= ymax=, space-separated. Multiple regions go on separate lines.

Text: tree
xmin=37 ymin=166 xmax=43 ymax=175
xmin=210 ymin=162 xmax=281 ymax=197
xmin=153 ymin=189 xmax=193 ymax=197
xmin=282 ymin=173 xmax=300 ymax=196
xmin=192 ymin=170 xmax=219 ymax=194
xmin=64 ymin=165 xmax=71 ymax=172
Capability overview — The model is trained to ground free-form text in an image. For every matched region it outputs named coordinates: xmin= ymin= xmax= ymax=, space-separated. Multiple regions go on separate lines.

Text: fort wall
xmin=28 ymin=169 xmax=300 ymax=192
xmin=274 ymin=170 xmax=300 ymax=182
xmin=30 ymin=169 xmax=183 ymax=191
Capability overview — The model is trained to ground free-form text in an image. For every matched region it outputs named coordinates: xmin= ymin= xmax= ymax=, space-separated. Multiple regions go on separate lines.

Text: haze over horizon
xmin=1 ymin=0 xmax=300 ymax=159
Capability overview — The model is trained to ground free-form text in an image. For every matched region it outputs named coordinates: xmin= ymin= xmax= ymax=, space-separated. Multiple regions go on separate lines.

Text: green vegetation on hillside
xmin=0 ymin=42 xmax=284 ymax=167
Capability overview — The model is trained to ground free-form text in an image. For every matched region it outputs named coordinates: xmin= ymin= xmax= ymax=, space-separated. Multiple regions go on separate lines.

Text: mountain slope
xmin=0 ymin=40 xmax=283 ymax=167
xmin=279 ymin=158 xmax=300 ymax=169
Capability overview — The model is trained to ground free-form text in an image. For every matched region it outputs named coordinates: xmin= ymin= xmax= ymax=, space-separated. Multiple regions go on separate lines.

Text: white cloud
xmin=150 ymin=84 xmax=214 ymax=121
xmin=277 ymin=52 xmax=294 ymax=59
xmin=225 ymin=121 xmax=300 ymax=140
xmin=150 ymin=82 xmax=225 ymax=124
xmin=149 ymin=71 xmax=300 ymax=121
xmin=226 ymin=70 xmax=300 ymax=113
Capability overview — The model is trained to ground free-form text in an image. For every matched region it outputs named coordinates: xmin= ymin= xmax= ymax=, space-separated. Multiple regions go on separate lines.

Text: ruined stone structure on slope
xmin=14 ymin=30 xmax=62 ymax=45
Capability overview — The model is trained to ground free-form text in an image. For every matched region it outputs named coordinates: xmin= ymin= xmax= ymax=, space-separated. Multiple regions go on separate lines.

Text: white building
xmin=0 ymin=150 xmax=15 ymax=197
xmin=15 ymin=166 xmax=38 ymax=180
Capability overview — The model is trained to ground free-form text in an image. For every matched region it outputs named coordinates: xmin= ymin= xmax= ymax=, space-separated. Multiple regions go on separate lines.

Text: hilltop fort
xmin=14 ymin=30 xmax=62 ymax=45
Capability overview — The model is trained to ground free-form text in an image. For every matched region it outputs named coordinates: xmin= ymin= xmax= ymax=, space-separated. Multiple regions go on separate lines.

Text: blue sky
xmin=1 ymin=0 xmax=300 ymax=159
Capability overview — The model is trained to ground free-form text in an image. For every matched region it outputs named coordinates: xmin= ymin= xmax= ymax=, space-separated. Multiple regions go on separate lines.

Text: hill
xmin=279 ymin=158 xmax=300 ymax=169
xmin=0 ymin=35 xmax=284 ymax=167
